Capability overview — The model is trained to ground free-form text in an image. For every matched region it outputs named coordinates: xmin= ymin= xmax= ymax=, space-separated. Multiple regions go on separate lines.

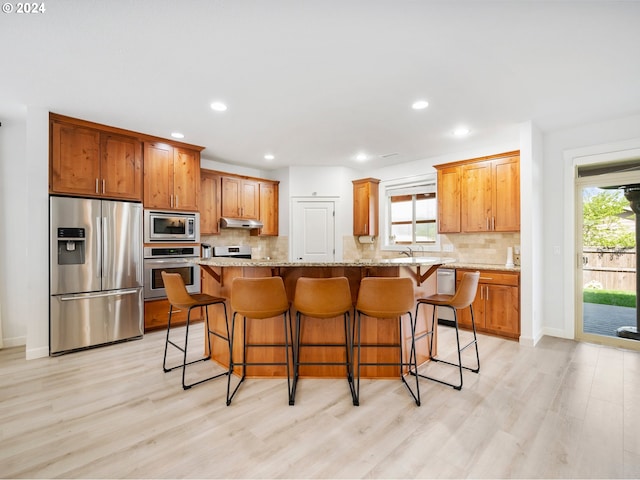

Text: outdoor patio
xmin=583 ymin=302 xmax=637 ymax=337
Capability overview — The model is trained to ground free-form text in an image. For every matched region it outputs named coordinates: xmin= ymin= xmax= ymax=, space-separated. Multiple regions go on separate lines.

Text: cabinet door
xmin=493 ymin=156 xmax=520 ymax=232
xmin=240 ymin=179 xmax=259 ymax=219
xmin=256 ymin=181 xmax=278 ymax=236
xmin=456 ymin=282 xmax=484 ymax=329
xmin=101 ymin=133 xmax=142 ymax=200
xmin=200 ymin=172 xmax=221 ymax=235
xmin=143 ymin=142 xmax=174 ymax=209
xmin=461 ymin=161 xmax=492 ymax=232
xmin=437 ymin=166 xmax=461 ymax=233
xmin=484 ymin=284 xmax=520 ymax=336
xmin=221 ymin=176 xmax=241 ymax=217
xmin=50 ymin=122 xmax=101 ymax=196
xmin=173 ymin=147 xmax=200 ymax=211
xmin=352 ymin=179 xmax=378 ymax=236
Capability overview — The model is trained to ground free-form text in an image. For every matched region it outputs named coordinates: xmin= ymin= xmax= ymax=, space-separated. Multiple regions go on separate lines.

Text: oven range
xmin=213 ymin=245 xmax=252 ymax=259
xmin=143 ymin=246 xmax=200 ymax=299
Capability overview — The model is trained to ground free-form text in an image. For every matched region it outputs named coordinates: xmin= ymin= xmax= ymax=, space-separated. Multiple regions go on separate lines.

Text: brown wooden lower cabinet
xmin=144 ymin=298 xmax=203 ymax=332
xmin=456 ymin=269 xmax=520 ymax=339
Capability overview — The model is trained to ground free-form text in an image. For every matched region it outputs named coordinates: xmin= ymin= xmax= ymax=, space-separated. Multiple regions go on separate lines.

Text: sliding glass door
xmin=576 ymin=167 xmax=639 ymax=349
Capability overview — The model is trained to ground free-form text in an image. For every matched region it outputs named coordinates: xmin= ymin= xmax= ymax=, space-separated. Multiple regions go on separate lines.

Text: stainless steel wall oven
xmin=143 ymin=246 xmax=200 ymax=299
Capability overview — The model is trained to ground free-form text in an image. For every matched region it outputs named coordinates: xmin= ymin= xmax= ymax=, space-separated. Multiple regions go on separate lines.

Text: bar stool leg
xmin=162 ymin=305 xmax=174 ymax=373
xmin=412 ymin=303 xmax=480 ymax=390
xmin=226 ymin=313 xmax=247 ymax=405
xmin=354 ymin=311 xmax=362 ymax=406
xmin=343 ymin=312 xmax=357 ymax=404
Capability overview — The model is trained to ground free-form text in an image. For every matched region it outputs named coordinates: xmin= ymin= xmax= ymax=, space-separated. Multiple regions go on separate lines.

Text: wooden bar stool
xmin=291 ymin=276 xmax=356 ymax=405
xmin=226 ymin=276 xmax=294 ymax=406
xmin=161 ymin=271 xmax=230 ymax=390
xmin=412 ymin=270 xmax=480 ymax=390
xmin=354 ymin=277 xmax=420 ymax=406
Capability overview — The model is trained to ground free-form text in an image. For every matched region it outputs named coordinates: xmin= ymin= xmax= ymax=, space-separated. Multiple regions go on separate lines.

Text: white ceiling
xmin=2 ymin=0 xmax=639 ymax=170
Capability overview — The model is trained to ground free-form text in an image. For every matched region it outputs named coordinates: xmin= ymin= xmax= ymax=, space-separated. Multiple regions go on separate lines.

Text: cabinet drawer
xmin=456 ymin=269 xmax=519 ymax=286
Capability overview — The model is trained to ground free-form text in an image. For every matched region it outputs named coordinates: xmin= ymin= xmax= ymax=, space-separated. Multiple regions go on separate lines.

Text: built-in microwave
xmin=144 ymin=210 xmax=200 ymax=243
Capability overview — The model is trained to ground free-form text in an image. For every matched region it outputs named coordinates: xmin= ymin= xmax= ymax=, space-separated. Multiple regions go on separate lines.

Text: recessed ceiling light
xmin=453 ymin=127 xmax=470 ymax=137
xmin=356 ymin=153 xmax=368 ymax=162
xmin=171 ymin=132 xmax=185 ymax=139
xmin=264 ymin=154 xmax=275 ymax=161
xmin=412 ymin=100 xmax=429 ymax=110
xmin=210 ymin=101 xmax=228 ymax=112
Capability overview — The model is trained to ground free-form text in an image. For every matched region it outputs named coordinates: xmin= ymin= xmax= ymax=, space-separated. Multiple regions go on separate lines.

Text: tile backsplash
xmin=204 ymin=230 xmax=520 ymax=266
xmin=347 ymin=232 xmax=521 ymax=265
xmin=201 ymin=231 xmax=289 ymax=260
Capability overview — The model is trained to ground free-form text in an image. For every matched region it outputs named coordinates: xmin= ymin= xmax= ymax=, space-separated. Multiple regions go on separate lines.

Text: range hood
xmin=220 ymin=217 xmax=264 ymax=229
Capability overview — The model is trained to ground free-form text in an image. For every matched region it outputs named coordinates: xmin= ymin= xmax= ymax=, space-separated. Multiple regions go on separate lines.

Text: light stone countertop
xmin=194 ymin=256 xmax=519 ymax=272
xmin=194 ymin=257 xmax=520 ymax=272
xmin=195 ymin=256 xmax=457 ymax=268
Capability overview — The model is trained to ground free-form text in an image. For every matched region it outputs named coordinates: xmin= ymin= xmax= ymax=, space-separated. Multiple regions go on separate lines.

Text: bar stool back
xmin=354 ymin=277 xmax=420 ymax=406
xmin=226 ymin=276 xmax=294 ymax=405
xmin=291 ymin=277 xmax=356 ymax=405
xmin=413 ymin=270 xmax=480 ymax=390
xmin=161 ymin=271 xmax=230 ymax=390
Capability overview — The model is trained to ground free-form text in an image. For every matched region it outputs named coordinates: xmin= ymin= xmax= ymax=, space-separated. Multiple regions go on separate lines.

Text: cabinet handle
xmin=485 ymin=285 xmax=489 ymax=301
xmin=480 ymin=286 xmax=484 ymax=300
xmin=492 ymin=217 xmax=495 ymax=230
xmin=170 ymin=195 xmax=173 ymax=208
xmin=95 ymin=178 xmax=99 ymax=194
xmin=175 ymin=195 xmax=179 ymax=208
xmin=102 ymin=179 xmax=106 ymax=193
xmin=364 ymin=223 xmax=367 ymax=232
xmin=480 ymin=276 xmax=492 ymax=281
xmin=486 ymin=218 xmax=490 ymax=230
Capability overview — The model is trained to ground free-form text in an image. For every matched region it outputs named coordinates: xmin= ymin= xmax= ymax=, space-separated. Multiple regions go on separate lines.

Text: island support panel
xmin=201 ymin=265 xmax=437 ymax=378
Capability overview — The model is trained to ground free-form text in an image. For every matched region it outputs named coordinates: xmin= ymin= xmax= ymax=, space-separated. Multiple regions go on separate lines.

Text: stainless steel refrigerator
xmin=49 ymin=196 xmax=144 ymax=355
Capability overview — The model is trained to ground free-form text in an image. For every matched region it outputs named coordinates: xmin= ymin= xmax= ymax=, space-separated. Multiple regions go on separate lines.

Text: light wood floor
xmin=1 ymin=326 xmax=640 ymax=479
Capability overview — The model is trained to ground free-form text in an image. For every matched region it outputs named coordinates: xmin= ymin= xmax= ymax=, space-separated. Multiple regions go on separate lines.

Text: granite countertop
xmin=195 ymin=256 xmax=457 ymax=268
xmin=194 ymin=257 xmax=520 ymax=272
xmin=444 ymin=262 xmax=520 ymax=272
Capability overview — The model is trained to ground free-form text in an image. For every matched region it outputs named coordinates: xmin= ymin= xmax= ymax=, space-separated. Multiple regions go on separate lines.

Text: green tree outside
xmin=583 ymin=189 xmax=635 ymax=249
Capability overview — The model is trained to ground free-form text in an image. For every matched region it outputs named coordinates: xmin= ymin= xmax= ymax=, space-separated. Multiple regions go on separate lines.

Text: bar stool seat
xmin=354 ymin=277 xmax=420 ymax=406
xmin=226 ymin=276 xmax=294 ymax=405
xmin=412 ymin=270 xmax=480 ymax=390
xmin=291 ymin=276 xmax=356 ymax=405
xmin=161 ymin=271 xmax=230 ymax=390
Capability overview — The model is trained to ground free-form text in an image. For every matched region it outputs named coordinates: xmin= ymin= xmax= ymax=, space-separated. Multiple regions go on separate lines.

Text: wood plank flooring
xmin=1 ymin=326 xmax=639 ymax=478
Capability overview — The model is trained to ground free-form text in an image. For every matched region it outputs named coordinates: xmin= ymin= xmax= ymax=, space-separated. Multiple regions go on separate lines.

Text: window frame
xmin=380 ymin=173 xmax=441 ymax=252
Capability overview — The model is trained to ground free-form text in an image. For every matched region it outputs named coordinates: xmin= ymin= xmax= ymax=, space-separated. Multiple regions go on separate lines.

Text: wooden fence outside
xmin=582 ymin=248 xmax=636 ymax=291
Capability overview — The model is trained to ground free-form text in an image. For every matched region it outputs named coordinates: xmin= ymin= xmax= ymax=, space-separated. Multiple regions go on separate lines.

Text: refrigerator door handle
xmin=102 ymin=215 xmax=108 ymax=279
xmin=95 ymin=216 xmax=102 ymax=278
xmin=59 ymin=288 xmax=141 ymax=301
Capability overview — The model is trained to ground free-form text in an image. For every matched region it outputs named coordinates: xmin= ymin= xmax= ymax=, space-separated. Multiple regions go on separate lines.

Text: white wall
xmin=543 ymin=113 xmax=640 ymax=338
xmin=519 ymin=121 xmax=544 ymax=346
xmin=0 ymin=112 xmax=28 ymax=347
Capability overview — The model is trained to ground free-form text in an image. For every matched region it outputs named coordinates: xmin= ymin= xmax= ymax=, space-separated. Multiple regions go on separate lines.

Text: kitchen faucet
xmin=400 ymin=247 xmax=413 ymax=257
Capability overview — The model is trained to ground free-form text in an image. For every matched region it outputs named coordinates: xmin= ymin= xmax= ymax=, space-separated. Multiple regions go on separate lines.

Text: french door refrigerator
xmin=50 ymin=196 xmax=144 ymax=355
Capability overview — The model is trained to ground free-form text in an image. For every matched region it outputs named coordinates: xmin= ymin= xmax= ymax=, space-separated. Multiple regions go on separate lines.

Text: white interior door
xmin=291 ymin=200 xmax=335 ymax=262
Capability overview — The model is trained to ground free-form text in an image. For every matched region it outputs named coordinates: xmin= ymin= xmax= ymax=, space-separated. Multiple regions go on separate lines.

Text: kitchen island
xmin=196 ymin=256 xmax=455 ymax=378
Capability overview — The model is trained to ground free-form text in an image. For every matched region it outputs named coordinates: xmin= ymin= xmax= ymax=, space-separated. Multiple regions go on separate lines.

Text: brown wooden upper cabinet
xmin=221 ymin=176 xmax=259 ymax=219
xmin=435 ymin=152 xmax=520 ymax=233
xmin=252 ymin=181 xmax=279 ymax=236
xmin=143 ymin=142 xmax=200 ymax=211
xmin=352 ymin=178 xmax=380 ymax=236
xmin=200 ymin=170 xmax=222 ymax=235
xmin=50 ymin=117 xmax=142 ymax=201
